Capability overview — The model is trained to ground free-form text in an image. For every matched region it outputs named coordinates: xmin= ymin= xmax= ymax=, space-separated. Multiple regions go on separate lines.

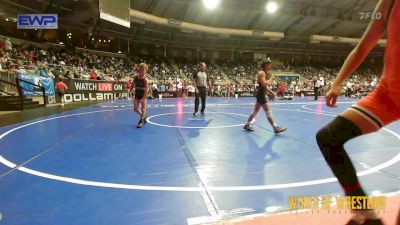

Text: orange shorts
xmin=353 ymin=80 xmax=400 ymax=128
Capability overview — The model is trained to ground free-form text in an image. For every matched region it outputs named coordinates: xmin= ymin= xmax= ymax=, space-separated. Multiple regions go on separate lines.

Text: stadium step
xmin=0 ymin=96 xmax=44 ymax=111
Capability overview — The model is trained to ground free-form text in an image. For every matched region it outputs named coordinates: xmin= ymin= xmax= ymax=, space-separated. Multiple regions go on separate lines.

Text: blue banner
xmin=17 ymin=14 xmax=58 ymax=29
xmin=18 ymin=74 xmax=55 ymax=97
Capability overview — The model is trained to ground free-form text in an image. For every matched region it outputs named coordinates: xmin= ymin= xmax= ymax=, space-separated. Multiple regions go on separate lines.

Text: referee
xmin=193 ymin=62 xmax=208 ymax=115
xmin=313 ymin=75 xmax=321 ymax=101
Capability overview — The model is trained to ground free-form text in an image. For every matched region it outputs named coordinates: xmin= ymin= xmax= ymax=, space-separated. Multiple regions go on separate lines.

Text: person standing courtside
xmin=55 ymin=77 xmax=68 ymax=107
xmin=313 ymin=75 xmax=321 ymax=100
xmin=193 ymin=62 xmax=208 ymax=115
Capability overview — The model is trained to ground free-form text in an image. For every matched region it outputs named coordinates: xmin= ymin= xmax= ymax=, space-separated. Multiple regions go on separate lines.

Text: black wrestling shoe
xmin=243 ymin=124 xmax=254 ymax=131
xmin=200 ymin=110 xmax=205 ymax=114
xmin=137 ymin=119 xmax=144 ymax=128
xmin=193 ymin=111 xmax=198 ymax=116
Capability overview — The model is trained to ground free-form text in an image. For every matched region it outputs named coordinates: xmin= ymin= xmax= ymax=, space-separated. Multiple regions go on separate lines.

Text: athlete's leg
xmin=261 ymin=103 xmax=287 ymax=133
xmin=243 ymin=103 xmax=261 ymax=131
xmin=194 ymin=91 xmax=200 ymax=114
xmin=261 ymin=103 xmax=277 ymax=127
xmin=200 ymin=87 xmax=206 ymax=113
xmin=317 ymin=96 xmax=399 ymax=224
xmin=140 ymin=98 xmax=147 ymax=120
xmin=246 ymin=103 xmax=261 ymax=125
xmin=134 ymin=98 xmax=142 ymax=118
xmin=60 ymin=94 xmax=65 ymax=106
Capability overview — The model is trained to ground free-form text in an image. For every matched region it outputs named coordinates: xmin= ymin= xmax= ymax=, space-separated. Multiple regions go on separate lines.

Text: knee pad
xmin=316 ymin=116 xmax=362 ymax=162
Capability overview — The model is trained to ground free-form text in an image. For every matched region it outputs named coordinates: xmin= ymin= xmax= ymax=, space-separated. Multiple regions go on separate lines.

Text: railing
xmin=0 ymin=80 xmax=17 ymax=96
xmin=15 ymin=78 xmax=47 ymax=110
xmin=0 ymin=72 xmax=18 ymax=96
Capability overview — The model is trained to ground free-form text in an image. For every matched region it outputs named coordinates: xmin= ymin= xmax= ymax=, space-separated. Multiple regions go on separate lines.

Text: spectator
xmin=177 ymin=82 xmax=182 ymax=97
xmin=295 ymin=85 xmax=301 ymax=96
xmin=159 ymin=83 xmax=166 ymax=92
xmin=277 ymin=82 xmax=287 ymax=97
xmin=65 ymin=71 xmax=72 ymax=79
xmin=188 ymin=84 xmax=195 ymax=97
xmin=55 ymin=77 xmax=68 ymax=107
xmin=345 ymin=80 xmax=353 ymax=98
xmin=90 ymin=69 xmax=97 ymax=80
xmin=39 ymin=67 xmax=49 ymax=78
xmin=4 ymin=38 xmax=12 ymax=52
xmin=152 ymin=82 xmax=159 ymax=98
xmin=126 ymin=79 xmax=132 ymax=99
xmin=370 ymin=78 xmax=377 ymax=91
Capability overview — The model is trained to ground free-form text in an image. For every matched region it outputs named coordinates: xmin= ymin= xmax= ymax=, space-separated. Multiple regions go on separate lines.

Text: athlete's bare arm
xmin=327 ymin=0 xmax=394 ymax=107
xmin=258 ymin=71 xmax=275 ymax=95
xmin=266 ymin=87 xmax=276 ymax=95
xmin=144 ymin=78 xmax=149 ymax=99
xmin=258 ymin=71 xmax=269 ymax=85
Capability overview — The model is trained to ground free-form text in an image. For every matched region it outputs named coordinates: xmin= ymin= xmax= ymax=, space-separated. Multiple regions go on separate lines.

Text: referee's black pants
xmin=194 ymin=86 xmax=207 ymax=113
xmin=314 ymin=87 xmax=320 ymax=100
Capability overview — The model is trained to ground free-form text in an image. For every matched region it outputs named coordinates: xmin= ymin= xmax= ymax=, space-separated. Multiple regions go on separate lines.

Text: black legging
xmin=152 ymin=89 xmax=158 ymax=98
xmin=345 ymin=87 xmax=352 ymax=98
xmin=316 ymin=116 xmax=366 ymax=196
xmin=194 ymin=86 xmax=207 ymax=113
xmin=314 ymin=87 xmax=320 ymax=100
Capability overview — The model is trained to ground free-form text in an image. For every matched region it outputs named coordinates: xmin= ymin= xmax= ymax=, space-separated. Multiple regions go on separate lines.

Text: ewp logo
xmin=17 ymin=14 xmax=58 ymax=29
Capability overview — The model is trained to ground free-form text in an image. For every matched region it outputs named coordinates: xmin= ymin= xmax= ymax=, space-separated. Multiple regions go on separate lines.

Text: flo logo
xmin=359 ymin=11 xmax=382 ymax=20
xmin=17 ymin=14 xmax=58 ymax=29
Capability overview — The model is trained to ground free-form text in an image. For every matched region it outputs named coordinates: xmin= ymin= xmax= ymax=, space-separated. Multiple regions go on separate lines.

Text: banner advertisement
xmin=159 ymin=91 xmax=177 ymax=98
xmin=18 ymin=73 xmax=55 ymax=97
xmin=61 ymin=79 xmax=128 ymax=103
